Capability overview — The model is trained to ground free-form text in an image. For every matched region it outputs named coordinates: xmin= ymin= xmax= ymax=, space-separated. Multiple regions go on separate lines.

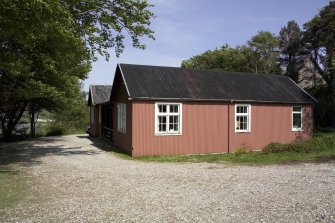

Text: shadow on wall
xmin=0 ymin=136 xmax=102 ymax=167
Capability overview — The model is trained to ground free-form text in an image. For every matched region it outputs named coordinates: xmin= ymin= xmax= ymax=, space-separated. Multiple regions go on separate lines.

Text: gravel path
xmin=0 ymin=135 xmax=334 ymax=222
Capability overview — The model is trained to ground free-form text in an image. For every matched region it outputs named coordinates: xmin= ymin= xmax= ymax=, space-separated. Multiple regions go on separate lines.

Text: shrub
xmin=234 ymin=146 xmax=247 ymax=156
xmin=287 ymin=142 xmax=314 ymax=153
xmin=45 ymin=125 xmax=65 ymax=136
xmin=263 ymin=143 xmax=287 ymax=153
xmin=263 ymin=141 xmax=315 ymax=154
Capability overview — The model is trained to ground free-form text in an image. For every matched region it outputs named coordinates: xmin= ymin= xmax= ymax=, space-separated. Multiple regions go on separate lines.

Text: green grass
xmin=38 ymin=124 xmax=86 ymax=137
xmin=0 ymin=166 xmax=29 ymax=209
xmin=111 ymin=129 xmax=335 ymax=165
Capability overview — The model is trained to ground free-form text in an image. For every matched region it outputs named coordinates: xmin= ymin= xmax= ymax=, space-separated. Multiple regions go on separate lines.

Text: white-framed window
xmin=91 ymin=106 xmax=95 ymax=124
xmin=292 ymin=106 xmax=303 ymax=131
xmin=235 ymin=104 xmax=251 ymax=133
xmin=117 ymin=103 xmax=126 ymax=133
xmin=155 ymin=103 xmax=182 ymax=135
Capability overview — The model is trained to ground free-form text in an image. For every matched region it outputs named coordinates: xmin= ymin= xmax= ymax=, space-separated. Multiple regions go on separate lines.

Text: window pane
xmin=169 ymin=115 xmax=178 ymax=124
xmin=237 ymin=106 xmax=241 ymax=113
xmin=174 ymin=124 xmax=178 ymax=131
xmin=159 ymin=124 xmax=167 ymax=132
xmin=169 ymin=116 xmax=179 ymax=132
xmin=293 ymin=113 xmax=302 ymax=128
xmin=159 ymin=116 xmax=166 ymax=124
xmin=236 ymin=115 xmax=248 ymax=131
xmin=293 ymin=107 xmax=302 ymax=112
xmin=169 ymin=116 xmax=174 ymax=124
xmin=158 ymin=116 xmax=167 ymax=132
xmin=236 ymin=117 xmax=240 ymax=130
xmin=174 ymin=116 xmax=179 ymax=124
xmin=118 ymin=103 xmax=126 ymax=133
xmin=240 ymin=122 xmax=245 ymax=130
xmin=170 ymin=105 xmax=179 ymax=113
xmin=158 ymin=105 xmax=167 ymax=113
xmin=169 ymin=124 xmax=174 ymax=131
xmin=237 ymin=106 xmax=248 ymax=114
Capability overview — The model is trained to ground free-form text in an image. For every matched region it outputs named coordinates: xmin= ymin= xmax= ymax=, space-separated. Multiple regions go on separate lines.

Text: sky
xmin=83 ymin=0 xmax=329 ymax=91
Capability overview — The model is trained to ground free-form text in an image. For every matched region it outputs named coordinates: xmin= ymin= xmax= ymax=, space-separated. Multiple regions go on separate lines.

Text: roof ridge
xmin=89 ymin=84 xmax=113 ymax=87
xmin=119 ymin=63 xmax=284 ymax=78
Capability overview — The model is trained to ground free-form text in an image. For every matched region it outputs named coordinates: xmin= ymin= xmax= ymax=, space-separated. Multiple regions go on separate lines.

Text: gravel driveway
xmin=0 ymin=135 xmax=334 ymax=222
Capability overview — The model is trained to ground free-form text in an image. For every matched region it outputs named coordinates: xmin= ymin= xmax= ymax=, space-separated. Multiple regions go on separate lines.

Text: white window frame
xmin=154 ymin=102 xmax=182 ymax=136
xmin=117 ymin=103 xmax=126 ymax=134
xmin=235 ymin=104 xmax=251 ymax=133
xmin=292 ymin=106 xmax=304 ymax=131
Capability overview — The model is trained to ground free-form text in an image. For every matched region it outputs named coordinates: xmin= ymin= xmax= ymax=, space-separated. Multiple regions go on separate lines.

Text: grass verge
xmin=0 ymin=166 xmax=29 ymax=209
xmin=109 ymin=129 xmax=335 ymax=165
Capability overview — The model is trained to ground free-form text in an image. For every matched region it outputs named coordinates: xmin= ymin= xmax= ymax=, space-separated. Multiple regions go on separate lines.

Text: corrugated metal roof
xmin=89 ymin=85 xmax=113 ymax=105
xmin=118 ymin=63 xmax=316 ymax=104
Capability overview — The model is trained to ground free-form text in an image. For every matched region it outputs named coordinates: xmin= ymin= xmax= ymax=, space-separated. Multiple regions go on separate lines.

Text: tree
xmin=0 ymin=0 xmax=90 ymax=139
xmin=238 ymin=45 xmax=263 ymax=74
xmin=303 ymin=1 xmax=335 ymax=127
xmin=0 ymin=74 xmax=28 ymax=140
xmin=279 ymin=20 xmax=304 ymax=82
xmin=50 ymin=86 xmax=90 ymax=134
xmin=248 ymin=31 xmax=280 ymax=74
xmin=182 ymin=32 xmax=281 ymax=75
xmin=181 ymin=44 xmax=251 ymax=72
xmin=64 ymin=0 xmax=155 ymax=60
xmin=0 ymin=0 xmax=155 ymax=140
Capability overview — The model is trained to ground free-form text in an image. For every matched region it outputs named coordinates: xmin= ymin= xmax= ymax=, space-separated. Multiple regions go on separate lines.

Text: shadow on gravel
xmin=78 ymin=135 xmax=130 ymax=157
xmin=0 ymin=137 xmax=102 ymax=167
xmin=315 ymin=155 xmax=335 ymax=163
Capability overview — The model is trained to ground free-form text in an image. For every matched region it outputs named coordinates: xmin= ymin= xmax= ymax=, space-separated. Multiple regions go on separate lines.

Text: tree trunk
xmin=327 ymin=52 xmax=335 ymax=128
xmin=2 ymin=103 xmax=27 ymax=141
xmin=30 ymin=104 xmax=35 ymax=138
xmin=332 ymin=69 xmax=335 ymax=127
xmin=1 ymin=119 xmax=5 ymax=139
xmin=3 ymin=121 xmax=15 ymax=141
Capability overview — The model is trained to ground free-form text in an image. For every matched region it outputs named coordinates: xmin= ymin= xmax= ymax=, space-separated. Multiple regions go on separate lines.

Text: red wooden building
xmin=88 ymin=64 xmax=316 ymax=156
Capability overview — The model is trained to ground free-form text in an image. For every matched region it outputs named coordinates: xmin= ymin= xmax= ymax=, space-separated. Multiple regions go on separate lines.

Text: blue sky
xmin=83 ymin=0 xmax=329 ymax=91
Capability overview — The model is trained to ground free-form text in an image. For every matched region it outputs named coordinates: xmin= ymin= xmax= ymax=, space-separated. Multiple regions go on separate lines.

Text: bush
xmin=45 ymin=125 xmax=65 ymax=136
xmin=288 ymin=142 xmax=314 ymax=153
xmin=263 ymin=143 xmax=287 ymax=153
xmin=234 ymin=146 xmax=247 ymax=156
xmin=263 ymin=141 xmax=315 ymax=154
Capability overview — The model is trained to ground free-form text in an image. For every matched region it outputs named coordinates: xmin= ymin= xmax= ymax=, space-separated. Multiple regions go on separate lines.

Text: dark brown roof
xmin=118 ymin=63 xmax=317 ymax=104
xmin=89 ymin=85 xmax=113 ymax=105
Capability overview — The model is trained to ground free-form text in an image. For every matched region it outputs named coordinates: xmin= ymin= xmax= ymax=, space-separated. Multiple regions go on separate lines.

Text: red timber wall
xmin=131 ymin=101 xmax=313 ymax=156
xmin=111 ymin=69 xmax=132 ymax=154
xmin=228 ymin=103 xmax=313 ymax=151
xmin=90 ymin=105 xmax=101 ymax=137
xmin=112 ymin=100 xmax=132 ymax=154
xmin=132 ymin=101 xmax=228 ymax=156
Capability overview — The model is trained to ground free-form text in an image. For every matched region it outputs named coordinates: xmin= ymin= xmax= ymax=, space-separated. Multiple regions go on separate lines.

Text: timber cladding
xmin=131 ymin=101 xmax=313 ymax=156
